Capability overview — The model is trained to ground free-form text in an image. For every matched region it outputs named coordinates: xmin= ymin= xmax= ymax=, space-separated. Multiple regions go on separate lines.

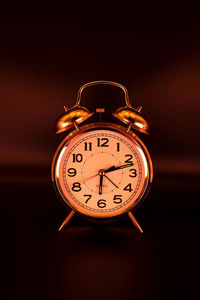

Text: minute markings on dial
xmin=62 ymin=131 xmax=143 ymax=213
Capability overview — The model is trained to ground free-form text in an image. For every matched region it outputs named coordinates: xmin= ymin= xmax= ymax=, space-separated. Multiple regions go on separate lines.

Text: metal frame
xmin=51 ymin=122 xmax=153 ymax=224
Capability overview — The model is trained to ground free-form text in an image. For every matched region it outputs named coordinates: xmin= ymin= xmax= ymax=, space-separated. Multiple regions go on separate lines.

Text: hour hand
xmin=105 ymin=163 xmax=133 ymax=173
xmin=99 ymin=174 xmax=103 ymax=195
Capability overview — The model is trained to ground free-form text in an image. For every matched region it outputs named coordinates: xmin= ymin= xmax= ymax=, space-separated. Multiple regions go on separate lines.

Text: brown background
xmin=1 ymin=2 xmax=200 ymax=172
xmin=2 ymin=2 xmax=200 ymax=300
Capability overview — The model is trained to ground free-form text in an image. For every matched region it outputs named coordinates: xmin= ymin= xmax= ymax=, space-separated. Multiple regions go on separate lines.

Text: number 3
xmin=129 ymin=168 xmax=137 ymax=177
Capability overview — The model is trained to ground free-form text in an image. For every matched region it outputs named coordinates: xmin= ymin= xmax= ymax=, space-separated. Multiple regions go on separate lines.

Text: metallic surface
xmin=75 ymin=80 xmax=131 ymax=107
xmin=58 ymin=210 xmax=75 ymax=231
xmin=128 ymin=211 xmax=143 ymax=233
xmin=113 ymin=107 xmax=150 ymax=134
xmin=51 ymin=122 xmax=153 ymax=223
xmin=56 ymin=80 xmax=150 ymax=136
xmin=55 ymin=106 xmax=93 ymax=134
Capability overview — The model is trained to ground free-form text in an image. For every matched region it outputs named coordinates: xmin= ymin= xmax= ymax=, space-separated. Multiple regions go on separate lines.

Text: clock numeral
xmin=72 ymin=153 xmax=83 ymax=162
xmin=97 ymin=199 xmax=106 ymax=208
xmin=72 ymin=182 xmax=81 ymax=192
xmin=125 ymin=154 xmax=133 ymax=164
xmin=97 ymin=138 xmax=109 ymax=147
xmin=116 ymin=142 xmax=120 ymax=152
xmin=67 ymin=168 xmax=77 ymax=177
xmin=113 ymin=195 xmax=122 ymax=204
xmin=129 ymin=168 xmax=137 ymax=177
xmin=84 ymin=142 xmax=92 ymax=151
xmin=123 ymin=183 xmax=133 ymax=192
xmin=84 ymin=194 xmax=92 ymax=203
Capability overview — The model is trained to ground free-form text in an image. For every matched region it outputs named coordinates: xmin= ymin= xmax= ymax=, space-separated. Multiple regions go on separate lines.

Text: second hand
xmin=104 ymin=174 xmax=119 ymax=189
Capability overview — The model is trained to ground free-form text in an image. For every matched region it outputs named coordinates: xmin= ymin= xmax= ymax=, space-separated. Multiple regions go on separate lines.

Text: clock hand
xmin=80 ymin=173 xmax=98 ymax=183
xmin=104 ymin=174 xmax=119 ymax=189
xmin=99 ymin=174 xmax=103 ymax=195
xmin=105 ymin=163 xmax=133 ymax=173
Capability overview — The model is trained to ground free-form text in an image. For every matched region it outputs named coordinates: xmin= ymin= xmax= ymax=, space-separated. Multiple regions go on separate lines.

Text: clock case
xmin=51 ymin=123 xmax=153 ymax=223
xmin=51 ymin=81 xmax=153 ymax=231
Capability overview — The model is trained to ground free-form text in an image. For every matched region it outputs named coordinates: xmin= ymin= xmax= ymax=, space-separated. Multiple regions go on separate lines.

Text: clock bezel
xmin=51 ymin=122 xmax=153 ymax=222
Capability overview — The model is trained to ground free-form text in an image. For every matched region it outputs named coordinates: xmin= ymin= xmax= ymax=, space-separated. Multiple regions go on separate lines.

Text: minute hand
xmin=105 ymin=163 xmax=133 ymax=173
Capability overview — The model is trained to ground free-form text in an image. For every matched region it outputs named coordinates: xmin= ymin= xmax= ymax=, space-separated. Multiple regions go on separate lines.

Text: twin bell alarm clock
xmin=51 ymin=81 xmax=153 ymax=233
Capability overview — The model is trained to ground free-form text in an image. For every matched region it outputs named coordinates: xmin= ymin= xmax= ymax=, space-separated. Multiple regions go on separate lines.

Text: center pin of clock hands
xmin=97 ymin=163 xmax=133 ymax=194
xmin=98 ymin=169 xmax=119 ymax=195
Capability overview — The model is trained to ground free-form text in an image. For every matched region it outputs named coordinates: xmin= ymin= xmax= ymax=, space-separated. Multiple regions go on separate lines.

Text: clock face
xmin=53 ymin=125 xmax=150 ymax=219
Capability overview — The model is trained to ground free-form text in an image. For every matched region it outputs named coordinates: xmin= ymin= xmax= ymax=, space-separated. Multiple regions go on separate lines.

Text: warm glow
xmin=135 ymin=122 xmax=143 ymax=129
xmin=53 ymin=127 xmax=151 ymax=219
xmin=56 ymin=146 xmax=67 ymax=178
xmin=138 ymin=146 xmax=148 ymax=178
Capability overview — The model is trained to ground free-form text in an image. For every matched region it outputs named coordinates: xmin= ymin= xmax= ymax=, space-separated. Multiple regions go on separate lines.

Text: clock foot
xmin=128 ymin=211 xmax=143 ymax=233
xmin=58 ymin=210 xmax=75 ymax=231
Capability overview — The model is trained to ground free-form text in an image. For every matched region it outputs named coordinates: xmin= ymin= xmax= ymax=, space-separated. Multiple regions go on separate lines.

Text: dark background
xmin=1 ymin=2 xmax=199 ymax=300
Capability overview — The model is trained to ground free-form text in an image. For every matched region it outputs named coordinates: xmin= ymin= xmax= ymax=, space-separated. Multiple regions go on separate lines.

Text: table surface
xmin=5 ymin=168 xmax=200 ymax=300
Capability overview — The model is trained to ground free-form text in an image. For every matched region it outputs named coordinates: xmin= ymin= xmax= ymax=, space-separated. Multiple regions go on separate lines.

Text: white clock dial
xmin=54 ymin=127 xmax=150 ymax=219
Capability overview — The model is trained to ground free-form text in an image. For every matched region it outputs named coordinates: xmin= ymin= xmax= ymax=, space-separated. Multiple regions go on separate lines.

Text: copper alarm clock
xmin=51 ymin=81 xmax=153 ymax=233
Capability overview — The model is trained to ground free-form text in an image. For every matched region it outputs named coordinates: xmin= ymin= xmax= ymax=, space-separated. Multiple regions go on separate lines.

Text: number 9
xmin=68 ymin=168 xmax=77 ymax=177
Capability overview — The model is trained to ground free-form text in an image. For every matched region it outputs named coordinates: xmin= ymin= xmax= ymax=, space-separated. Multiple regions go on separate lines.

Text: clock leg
xmin=58 ymin=210 xmax=75 ymax=231
xmin=128 ymin=211 xmax=143 ymax=233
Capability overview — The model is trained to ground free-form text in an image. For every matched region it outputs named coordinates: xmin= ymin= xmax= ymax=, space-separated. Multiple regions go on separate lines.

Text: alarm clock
xmin=51 ymin=81 xmax=153 ymax=233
